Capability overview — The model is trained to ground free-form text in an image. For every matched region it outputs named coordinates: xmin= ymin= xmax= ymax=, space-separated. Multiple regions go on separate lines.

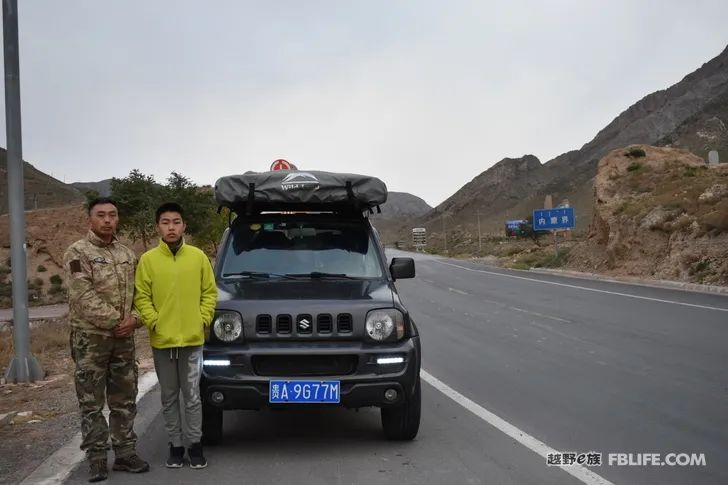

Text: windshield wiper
xmin=222 ymin=271 xmax=297 ymax=280
xmin=284 ymin=272 xmax=360 ymax=279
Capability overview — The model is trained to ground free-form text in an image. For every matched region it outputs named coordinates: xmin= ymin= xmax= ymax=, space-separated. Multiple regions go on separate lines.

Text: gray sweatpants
xmin=152 ymin=346 xmax=203 ymax=447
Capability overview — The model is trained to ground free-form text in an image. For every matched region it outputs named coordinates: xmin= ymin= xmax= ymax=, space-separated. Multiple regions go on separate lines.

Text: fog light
xmin=204 ymin=359 xmax=231 ymax=366
xmin=377 ymin=356 xmax=404 ymax=365
xmin=211 ymin=391 xmax=225 ymax=404
xmin=384 ymin=389 xmax=398 ymax=401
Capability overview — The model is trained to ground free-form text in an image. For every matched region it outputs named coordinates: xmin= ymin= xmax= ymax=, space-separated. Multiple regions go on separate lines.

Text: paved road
xmin=0 ymin=303 xmax=67 ymax=322
xmin=64 ymin=251 xmax=728 ymax=484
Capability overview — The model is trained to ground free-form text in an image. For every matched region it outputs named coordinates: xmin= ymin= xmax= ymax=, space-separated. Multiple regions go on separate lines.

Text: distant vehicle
xmin=200 ymin=168 xmax=422 ymax=443
xmin=505 ymin=219 xmax=530 ymax=238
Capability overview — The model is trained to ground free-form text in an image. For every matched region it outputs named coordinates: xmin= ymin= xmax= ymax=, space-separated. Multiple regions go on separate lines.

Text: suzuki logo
xmin=298 ymin=318 xmax=311 ymax=330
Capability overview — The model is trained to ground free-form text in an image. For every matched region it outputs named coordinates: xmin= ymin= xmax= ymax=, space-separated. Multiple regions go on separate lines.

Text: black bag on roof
xmin=214 ymin=170 xmax=388 ymax=213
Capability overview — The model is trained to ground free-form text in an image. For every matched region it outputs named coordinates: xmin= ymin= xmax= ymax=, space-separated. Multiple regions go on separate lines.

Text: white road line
xmin=448 ymin=287 xmax=470 ymax=296
xmin=434 ymin=261 xmax=728 ymax=312
xmin=421 ymin=369 xmax=614 ymax=485
xmin=508 ymin=306 xmax=572 ymax=323
xmin=20 ymin=371 xmax=159 ymax=485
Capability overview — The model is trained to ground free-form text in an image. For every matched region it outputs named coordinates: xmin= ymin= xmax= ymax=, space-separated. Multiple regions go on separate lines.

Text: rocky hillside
xmin=71 ymin=179 xmax=112 ymax=197
xmin=0 ymin=204 xmax=148 ymax=308
xmin=0 ymin=148 xmax=83 ymax=214
xmin=370 ymin=191 xmax=432 ymax=238
xmin=568 ymin=145 xmax=728 ymax=285
xmin=398 ymin=44 xmax=728 ymax=244
xmin=377 ymin=192 xmax=432 ymax=220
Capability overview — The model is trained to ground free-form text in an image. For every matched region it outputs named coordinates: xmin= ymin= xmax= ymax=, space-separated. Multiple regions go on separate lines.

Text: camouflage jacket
xmin=63 ymin=231 xmax=138 ymax=336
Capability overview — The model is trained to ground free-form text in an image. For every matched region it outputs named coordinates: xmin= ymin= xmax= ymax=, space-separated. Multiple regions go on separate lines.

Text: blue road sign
xmin=533 ymin=207 xmax=575 ymax=231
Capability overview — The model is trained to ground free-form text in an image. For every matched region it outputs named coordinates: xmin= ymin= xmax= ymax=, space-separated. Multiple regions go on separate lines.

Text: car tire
xmin=381 ymin=377 xmax=421 ymax=440
xmin=202 ymin=404 xmax=223 ymax=445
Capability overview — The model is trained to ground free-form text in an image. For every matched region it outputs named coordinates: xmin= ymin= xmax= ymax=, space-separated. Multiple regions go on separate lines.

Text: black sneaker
xmin=166 ymin=443 xmax=185 ymax=468
xmin=112 ymin=453 xmax=150 ymax=473
xmin=87 ymin=458 xmax=108 ymax=483
xmin=187 ymin=442 xmax=207 ymax=469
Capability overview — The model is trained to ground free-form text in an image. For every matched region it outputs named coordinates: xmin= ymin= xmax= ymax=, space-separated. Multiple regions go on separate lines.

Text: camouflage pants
xmin=70 ymin=329 xmax=138 ymax=460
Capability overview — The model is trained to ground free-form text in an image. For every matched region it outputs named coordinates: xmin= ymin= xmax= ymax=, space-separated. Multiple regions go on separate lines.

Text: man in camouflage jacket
xmin=63 ymin=197 xmax=149 ymax=482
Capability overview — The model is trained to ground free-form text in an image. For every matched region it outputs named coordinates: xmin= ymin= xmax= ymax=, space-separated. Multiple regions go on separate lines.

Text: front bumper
xmin=201 ymin=336 xmax=420 ymax=410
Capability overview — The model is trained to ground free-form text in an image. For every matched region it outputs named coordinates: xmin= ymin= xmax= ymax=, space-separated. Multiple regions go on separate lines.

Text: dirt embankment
xmin=567 ymin=145 xmax=728 ymax=285
xmin=0 ymin=205 xmax=147 ymax=309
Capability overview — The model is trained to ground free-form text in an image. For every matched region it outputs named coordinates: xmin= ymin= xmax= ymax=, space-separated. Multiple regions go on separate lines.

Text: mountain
xmin=374 ymin=191 xmax=432 ymax=220
xmin=71 ymin=179 xmax=113 ymax=197
xmin=0 ymin=148 xmax=84 ymax=214
xmin=404 ymin=44 xmax=728 ymax=245
xmin=370 ymin=191 xmax=432 ymax=239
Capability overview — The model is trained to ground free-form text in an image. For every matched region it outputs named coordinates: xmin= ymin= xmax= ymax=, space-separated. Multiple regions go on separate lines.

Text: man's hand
xmin=114 ymin=316 xmax=139 ymax=338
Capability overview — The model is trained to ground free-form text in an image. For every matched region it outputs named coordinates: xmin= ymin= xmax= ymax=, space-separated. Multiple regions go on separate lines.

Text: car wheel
xmin=381 ymin=378 xmax=421 ymax=440
xmin=202 ymin=404 xmax=223 ymax=445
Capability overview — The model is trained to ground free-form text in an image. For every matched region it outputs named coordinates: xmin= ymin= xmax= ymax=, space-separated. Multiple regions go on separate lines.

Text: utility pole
xmin=3 ymin=0 xmax=43 ymax=383
xmin=441 ymin=213 xmax=448 ymax=256
xmin=477 ymin=211 xmax=482 ymax=253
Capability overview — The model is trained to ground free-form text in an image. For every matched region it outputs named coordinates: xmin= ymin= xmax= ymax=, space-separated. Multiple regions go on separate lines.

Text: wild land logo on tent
xmin=281 ymin=172 xmax=320 ymax=191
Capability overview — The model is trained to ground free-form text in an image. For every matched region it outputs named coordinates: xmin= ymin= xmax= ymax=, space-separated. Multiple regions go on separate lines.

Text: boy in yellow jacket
xmin=134 ymin=202 xmax=217 ymax=469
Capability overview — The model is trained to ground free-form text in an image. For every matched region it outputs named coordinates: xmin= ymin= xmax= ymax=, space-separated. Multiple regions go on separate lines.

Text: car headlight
xmin=212 ymin=311 xmax=243 ymax=342
xmin=365 ymin=309 xmax=405 ymax=342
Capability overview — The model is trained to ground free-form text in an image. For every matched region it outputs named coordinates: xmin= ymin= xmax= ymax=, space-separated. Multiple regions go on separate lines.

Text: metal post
xmin=477 ymin=211 xmax=482 ymax=253
xmin=553 ymin=230 xmax=559 ymax=257
xmin=3 ymin=0 xmax=43 ymax=383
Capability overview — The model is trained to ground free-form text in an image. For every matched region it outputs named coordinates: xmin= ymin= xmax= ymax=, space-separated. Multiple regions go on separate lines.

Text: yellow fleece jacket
xmin=134 ymin=240 xmax=217 ymax=349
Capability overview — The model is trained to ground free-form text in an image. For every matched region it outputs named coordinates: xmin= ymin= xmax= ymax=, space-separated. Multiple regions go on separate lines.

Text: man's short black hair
xmin=155 ymin=202 xmax=185 ymax=223
xmin=87 ymin=197 xmax=117 ymax=215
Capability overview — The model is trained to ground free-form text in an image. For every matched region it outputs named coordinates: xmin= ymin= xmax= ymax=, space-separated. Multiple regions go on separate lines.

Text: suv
xmin=201 ymin=170 xmax=421 ymax=443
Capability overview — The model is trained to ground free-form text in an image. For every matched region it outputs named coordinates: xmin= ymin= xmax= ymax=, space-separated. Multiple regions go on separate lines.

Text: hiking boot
xmin=187 ymin=442 xmax=208 ymax=469
xmin=166 ymin=442 xmax=185 ymax=468
xmin=112 ymin=453 xmax=150 ymax=473
xmin=87 ymin=458 xmax=108 ymax=483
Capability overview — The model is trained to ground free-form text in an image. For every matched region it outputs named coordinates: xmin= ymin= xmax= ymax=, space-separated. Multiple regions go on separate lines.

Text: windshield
xmin=220 ymin=219 xmax=384 ymax=279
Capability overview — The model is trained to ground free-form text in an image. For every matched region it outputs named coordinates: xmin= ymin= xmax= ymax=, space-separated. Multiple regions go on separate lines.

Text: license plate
xmin=269 ymin=380 xmax=340 ymax=403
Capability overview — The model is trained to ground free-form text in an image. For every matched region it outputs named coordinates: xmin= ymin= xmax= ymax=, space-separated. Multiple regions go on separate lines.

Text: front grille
xmin=337 ymin=313 xmax=353 ymax=333
xmin=256 ymin=315 xmax=272 ymax=334
xmin=317 ymin=314 xmax=333 ymax=333
xmin=255 ymin=313 xmax=353 ymax=336
xmin=277 ymin=314 xmax=292 ymax=334
xmin=252 ymin=354 xmax=357 ymax=377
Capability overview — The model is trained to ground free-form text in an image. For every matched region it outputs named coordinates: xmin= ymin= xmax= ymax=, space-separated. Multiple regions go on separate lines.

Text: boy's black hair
xmin=155 ymin=202 xmax=185 ymax=223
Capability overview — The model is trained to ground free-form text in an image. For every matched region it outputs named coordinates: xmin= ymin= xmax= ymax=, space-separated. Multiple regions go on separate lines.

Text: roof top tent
xmin=214 ymin=170 xmax=388 ymax=218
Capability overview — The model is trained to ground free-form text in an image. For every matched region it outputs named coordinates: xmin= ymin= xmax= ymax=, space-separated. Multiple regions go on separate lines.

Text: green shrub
xmin=33 ymin=277 xmax=44 ymax=287
xmin=48 ymin=284 xmax=65 ymax=296
xmin=684 ymin=166 xmax=698 ymax=177
xmin=49 ymin=274 xmax=63 ymax=285
xmin=695 ymin=259 xmax=710 ymax=273
xmin=626 ymin=147 xmax=646 ymax=158
xmin=37 ymin=265 xmax=47 ymax=273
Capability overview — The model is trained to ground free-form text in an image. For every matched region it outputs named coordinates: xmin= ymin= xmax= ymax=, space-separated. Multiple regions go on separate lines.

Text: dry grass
xmin=1 ymin=319 xmax=153 ymax=380
xmin=0 ymin=319 xmax=70 ymax=375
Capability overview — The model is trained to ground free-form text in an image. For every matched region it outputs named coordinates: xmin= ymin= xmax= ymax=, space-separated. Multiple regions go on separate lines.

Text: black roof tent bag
xmin=215 ymin=170 xmax=388 ymax=213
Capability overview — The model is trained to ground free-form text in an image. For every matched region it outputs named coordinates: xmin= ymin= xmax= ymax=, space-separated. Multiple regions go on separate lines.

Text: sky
xmin=1 ymin=0 xmax=728 ymax=207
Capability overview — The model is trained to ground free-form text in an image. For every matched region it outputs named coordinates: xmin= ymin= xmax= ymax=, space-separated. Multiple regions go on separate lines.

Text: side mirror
xmin=390 ymin=257 xmax=415 ymax=280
